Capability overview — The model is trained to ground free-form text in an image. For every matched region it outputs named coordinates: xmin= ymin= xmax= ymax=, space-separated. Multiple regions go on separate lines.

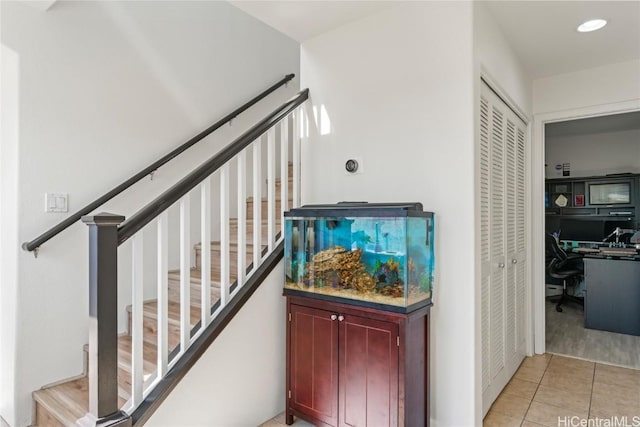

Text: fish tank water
xmin=284 ymin=203 xmax=435 ymax=313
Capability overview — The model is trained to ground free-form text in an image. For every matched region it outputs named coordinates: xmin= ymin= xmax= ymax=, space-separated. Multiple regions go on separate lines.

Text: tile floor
xmin=259 ymin=412 xmax=313 ymax=426
xmin=484 ymin=354 xmax=640 ymax=426
xmin=261 ymin=354 xmax=640 ymax=426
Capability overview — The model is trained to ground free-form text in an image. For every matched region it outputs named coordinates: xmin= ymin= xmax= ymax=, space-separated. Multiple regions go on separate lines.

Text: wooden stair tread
xmin=116 ymin=336 xmax=157 ymax=374
xmin=128 ymin=300 xmax=201 ymax=326
xmin=167 ymin=268 xmax=224 ymax=285
xmin=33 ymin=379 xmax=88 ymax=427
xmin=116 ymin=336 xmax=158 ymax=401
xmin=193 ymin=240 xmax=267 ymax=251
xmin=33 ymin=377 xmax=126 ymax=426
xmin=245 ymin=195 xmax=293 ymax=203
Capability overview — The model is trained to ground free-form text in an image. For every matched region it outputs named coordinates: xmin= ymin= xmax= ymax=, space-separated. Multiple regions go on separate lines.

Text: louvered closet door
xmin=480 ymin=80 xmax=528 ymax=415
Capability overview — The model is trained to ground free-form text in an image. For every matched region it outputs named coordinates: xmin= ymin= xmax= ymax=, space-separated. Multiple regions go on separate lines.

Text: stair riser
xmin=274 ymin=179 xmax=294 ymax=195
xmin=194 ymin=252 xmax=255 ymax=273
xmin=133 ymin=313 xmax=182 ymax=348
xmin=226 ymin=227 xmax=272 ymax=243
xmin=246 ymin=198 xmax=292 ymax=220
xmin=167 ymin=280 xmax=221 ymax=307
xmin=35 ymin=403 xmax=64 ymax=427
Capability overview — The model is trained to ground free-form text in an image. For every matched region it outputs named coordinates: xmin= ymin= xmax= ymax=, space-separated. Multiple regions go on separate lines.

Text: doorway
xmin=533 ymin=106 xmax=640 ymax=368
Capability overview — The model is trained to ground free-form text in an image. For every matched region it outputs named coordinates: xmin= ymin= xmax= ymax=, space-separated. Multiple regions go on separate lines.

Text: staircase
xmin=32 ymin=169 xmax=293 ymax=426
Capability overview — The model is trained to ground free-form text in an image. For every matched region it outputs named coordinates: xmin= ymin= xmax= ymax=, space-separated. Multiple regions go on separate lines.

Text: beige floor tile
xmin=490 ymin=393 xmax=531 ymax=420
xmin=520 ymin=354 xmax=553 ymax=371
xmin=546 ymin=356 xmax=595 ymax=379
xmin=483 ymin=410 xmax=524 ymax=427
xmin=548 ymin=355 xmax=595 ymax=373
xmin=594 ymin=363 xmax=640 ymax=391
xmin=502 ymin=378 xmax=539 ymax=401
xmin=539 ymin=369 xmax=593 ymax=394
xmin=590 ymin=381 xmax=640 ymax=417
xmin=533 ymin=384 xmax=591 ymax=413
xmin=524 ymin=401 xmax=588 ymax=427
xmin=521 ymin=422 xmax=545 ymax=427
xmin=514 ymin=365 xmax=546 ymax=384
xmin=589 ymin=408 xmax=640 ymax=419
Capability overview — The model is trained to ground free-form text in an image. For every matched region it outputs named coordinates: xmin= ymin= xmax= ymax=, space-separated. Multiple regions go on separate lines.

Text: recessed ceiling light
xmin=577 ymin=19 xmax=607 ymax=33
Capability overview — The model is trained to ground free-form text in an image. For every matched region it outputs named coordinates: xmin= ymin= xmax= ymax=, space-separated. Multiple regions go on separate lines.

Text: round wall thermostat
xmin=345 ymin=159 xmax=359 ymax=173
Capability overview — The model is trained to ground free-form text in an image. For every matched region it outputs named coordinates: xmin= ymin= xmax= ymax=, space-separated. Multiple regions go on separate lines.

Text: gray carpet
xmin=546 ymin=300 xmax=640 ymax=369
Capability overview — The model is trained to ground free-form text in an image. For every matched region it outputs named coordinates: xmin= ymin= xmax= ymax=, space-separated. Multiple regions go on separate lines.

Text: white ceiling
xmin=230 ymin=1 xmax=392 ymax=42
xmin=485 ymin=1 xmax=640 ymax=79
xmin=546 ymin=111 xmax=640 ymax=138
xmin=230 ymin=1 xmax=640 ymax=79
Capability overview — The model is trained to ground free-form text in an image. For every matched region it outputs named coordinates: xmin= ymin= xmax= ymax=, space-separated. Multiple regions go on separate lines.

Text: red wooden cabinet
xmin=288 ymin=303 xmax=339 ymax=426
xmin=285 ymin=295 xmax=430 ymax=427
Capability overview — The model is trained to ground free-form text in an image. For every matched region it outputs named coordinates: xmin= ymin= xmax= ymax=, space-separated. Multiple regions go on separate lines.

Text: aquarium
xmin=284 ymin=203 xmax=435 ymax=313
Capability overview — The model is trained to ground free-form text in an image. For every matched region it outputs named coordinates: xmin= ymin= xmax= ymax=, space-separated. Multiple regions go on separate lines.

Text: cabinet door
xmin=339 ymin=315 xmax=399 ymax=427
xmin=289 ymin=304 xmax=339 ymax=426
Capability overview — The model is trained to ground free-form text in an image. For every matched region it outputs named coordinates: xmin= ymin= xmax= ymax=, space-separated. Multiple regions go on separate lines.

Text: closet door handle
xmin=498 ymin=263 xmax=505 ymax=269
xmin=512 ymin=259 xmax=518 ymax=264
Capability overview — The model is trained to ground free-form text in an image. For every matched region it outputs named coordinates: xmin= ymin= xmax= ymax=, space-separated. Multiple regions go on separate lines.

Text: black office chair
xmin=545 ymin=233 xmax=584 ymax=312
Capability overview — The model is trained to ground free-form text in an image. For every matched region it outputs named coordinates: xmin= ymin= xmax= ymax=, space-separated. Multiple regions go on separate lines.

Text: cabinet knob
xmin=331 ymin=314 xmax=337 ymax=321
xmin=512 ymin=259 xmax=518 ymax=264
xmin=338 ymin=315 xmax=345 ymax=322
xmin=498 ymin=263 xmax=505 ymax=269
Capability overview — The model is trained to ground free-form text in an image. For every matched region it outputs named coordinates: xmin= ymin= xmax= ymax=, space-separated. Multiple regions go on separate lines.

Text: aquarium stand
xmin=283 ymin=287 xmax=432 ymax=314
xmin=285 ymin=294 xmax=431 ymax=427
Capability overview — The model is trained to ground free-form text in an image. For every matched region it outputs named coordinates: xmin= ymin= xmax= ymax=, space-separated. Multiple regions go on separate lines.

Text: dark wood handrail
xmin=21 ymin=74 xmax=295 ymax=253
xmin=117 ymin=88 xmax=309 ymax=245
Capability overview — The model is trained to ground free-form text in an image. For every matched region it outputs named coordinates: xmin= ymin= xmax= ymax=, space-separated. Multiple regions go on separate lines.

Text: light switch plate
xmin=45 ymin=193 xmax=68 ymax=213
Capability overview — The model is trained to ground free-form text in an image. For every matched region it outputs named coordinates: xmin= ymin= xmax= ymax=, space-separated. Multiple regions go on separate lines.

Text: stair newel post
xmin=81 ymin=213 xmax=131 ymax=427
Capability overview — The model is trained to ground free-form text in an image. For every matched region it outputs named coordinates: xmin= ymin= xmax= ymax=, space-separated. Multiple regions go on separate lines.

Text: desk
xmin=584 ymin=257 xmax=640 ymax=336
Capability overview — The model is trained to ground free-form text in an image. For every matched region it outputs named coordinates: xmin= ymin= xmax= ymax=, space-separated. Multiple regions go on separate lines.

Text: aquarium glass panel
xmin=284 ymin=213 xmax=434 ymax=311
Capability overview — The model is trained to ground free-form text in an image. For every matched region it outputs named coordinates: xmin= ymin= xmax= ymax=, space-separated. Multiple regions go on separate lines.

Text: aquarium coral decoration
xmin=304 ymin=246 xmax=410 ymax=297
xmin=306 ymin=246 xmax=378 ymax=294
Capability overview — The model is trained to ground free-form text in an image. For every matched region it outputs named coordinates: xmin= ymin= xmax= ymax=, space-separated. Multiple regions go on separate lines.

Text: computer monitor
xmin=558 ymin=219 xmax=605 ymax=242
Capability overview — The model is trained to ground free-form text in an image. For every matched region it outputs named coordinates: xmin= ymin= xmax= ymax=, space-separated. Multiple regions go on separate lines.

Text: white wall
xmin=0 ymin=44 xmax=20 ymax=426
xmin=534 ymin=59 xmax=640 ymax=114
xmin=146 ymin=264 xmax=286 ymax=427
xmin=0 ymin=2 xmax=299 ymax=425
xmin=474 ymin=2 xmax=532 ymax=117
xmin=546 ymin=129 xmax=640 ymax=178
xmin=301 ymin=3 xmax=478 ymax=425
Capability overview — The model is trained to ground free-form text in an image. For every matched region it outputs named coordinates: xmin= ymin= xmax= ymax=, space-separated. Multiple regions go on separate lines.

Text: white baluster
xmin=252 ymin=140 xmax=262 ymax=269
xmin=200 ymin=179 xmax=211 ymax=328
xmin=220 ymin=164 xmax=230 ymax=306
xmin=180 ymin=195 xmax=191 ymax=352
xmin=157 ymin=212 xmax=168 ymax=376
xmin=267 ymin=127 xmax=276 ymax=251
xmin=280 ymin=115 xmax=289 ymax=232
xmin=237 ymin=150 xmax=247 ymax=287
xmin=293 ymin=109 xmax=301 ymax=208
xmin=131 ymin=234 xmax=143 ymax=407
